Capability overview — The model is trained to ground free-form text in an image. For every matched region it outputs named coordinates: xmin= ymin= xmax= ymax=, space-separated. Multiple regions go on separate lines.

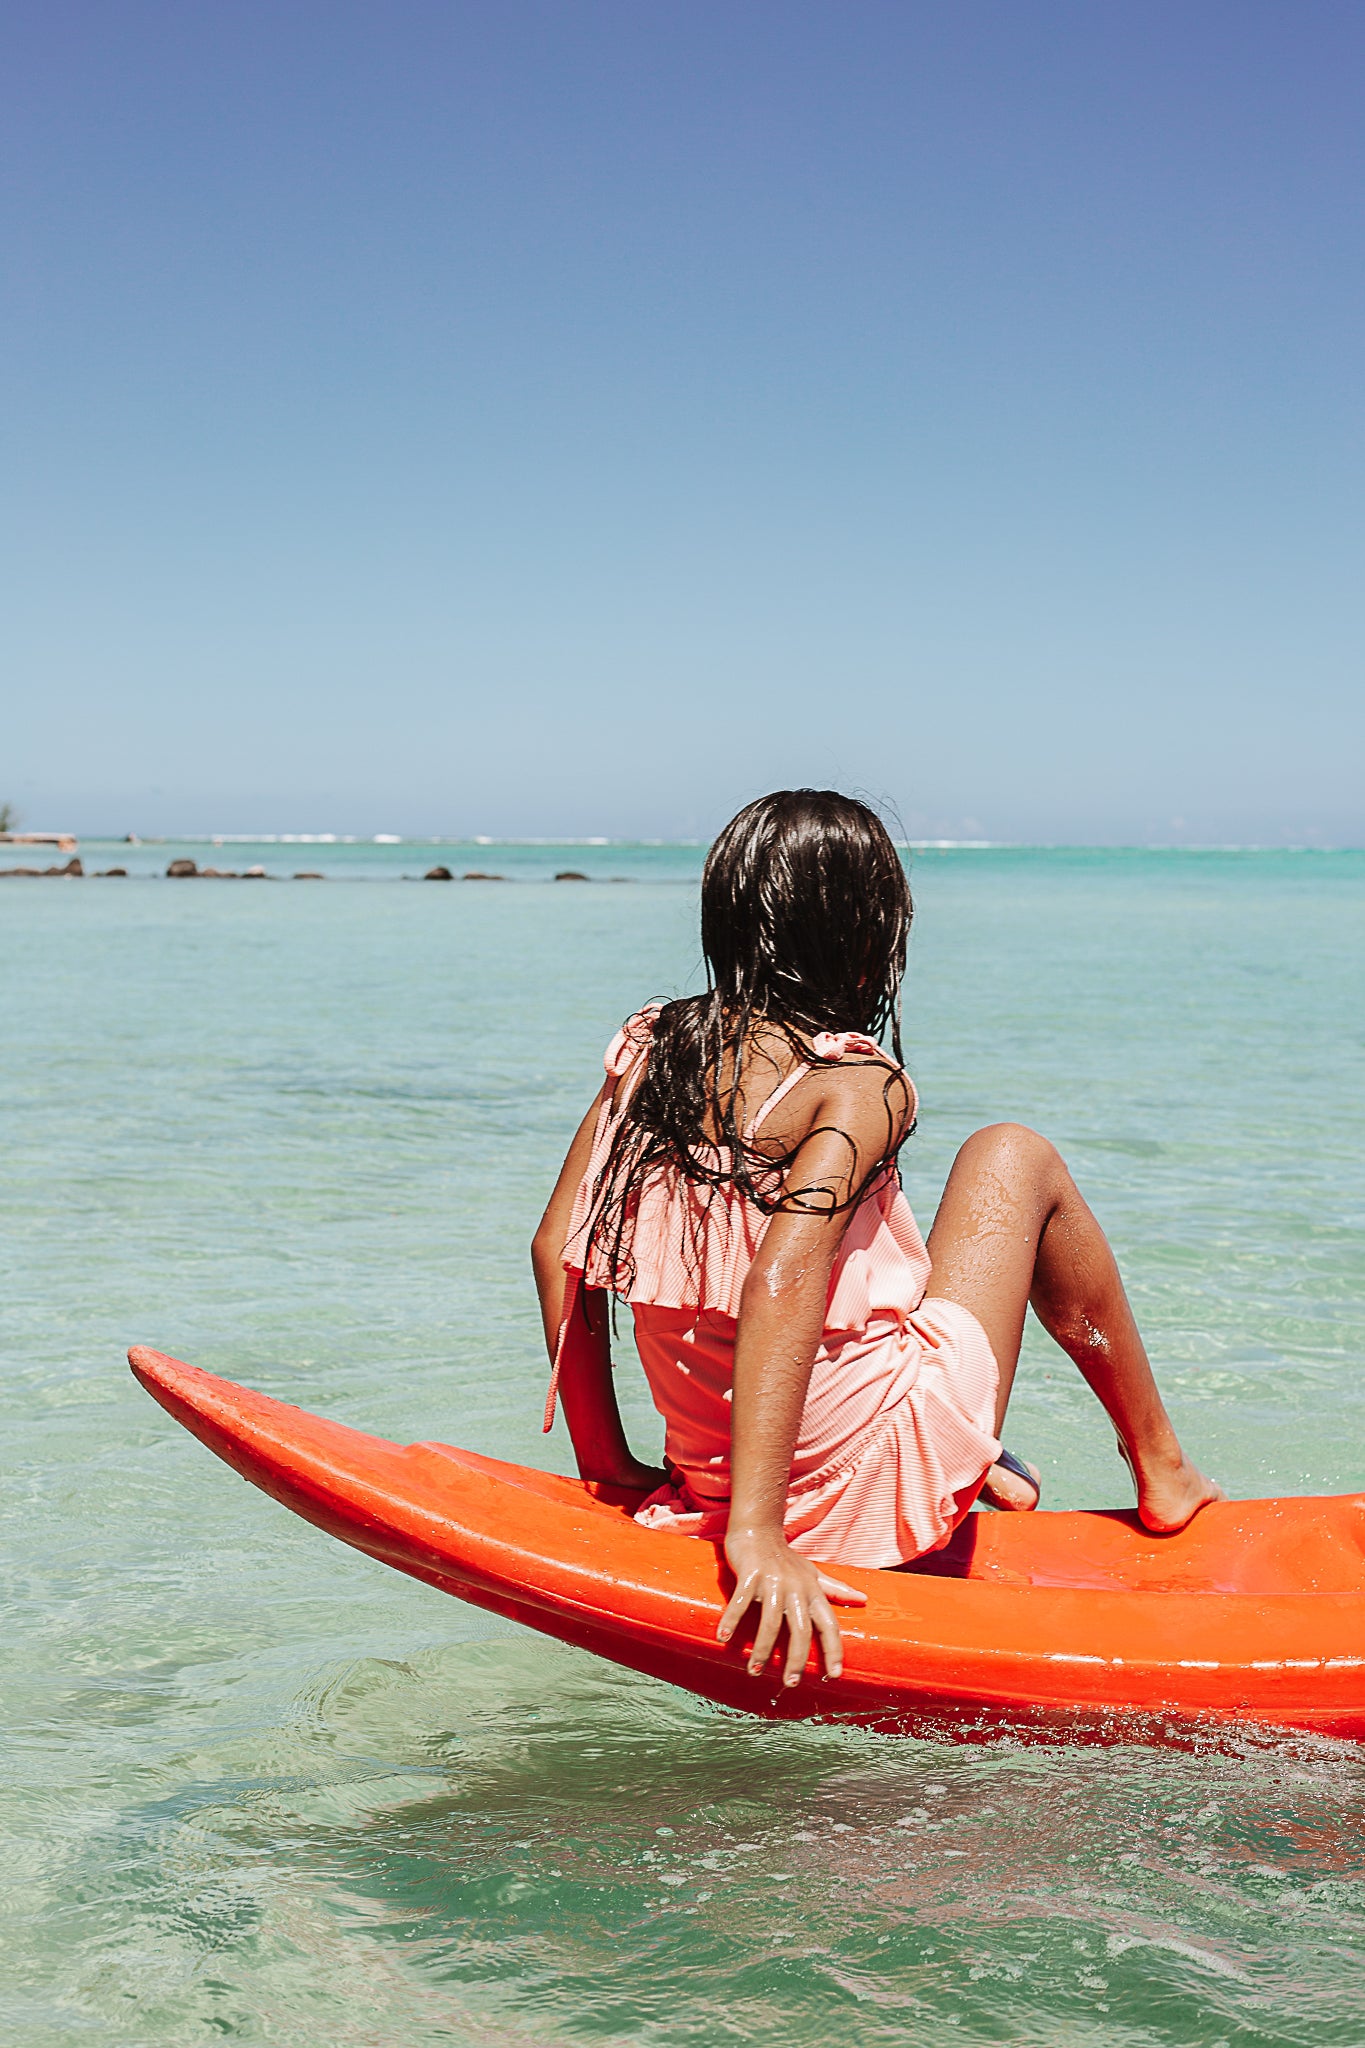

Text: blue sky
xmin=4 ymin=2 xmax=1362 ymax=842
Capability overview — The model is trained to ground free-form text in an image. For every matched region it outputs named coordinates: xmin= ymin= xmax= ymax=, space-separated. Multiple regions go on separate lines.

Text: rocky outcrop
xmin=554 ymin=870 xmax=589 ymax=881
xmin=0 ymin=856 xmax=84 ymax=877
xmin=420 ymin=866 xmax=507 ymax=880
xmin=168 ymin=860 xmax=275 ymax=879
xmin=97 ymin=867 xmax=128 ymax=877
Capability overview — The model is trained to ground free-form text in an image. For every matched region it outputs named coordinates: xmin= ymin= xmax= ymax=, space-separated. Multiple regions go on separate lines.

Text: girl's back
xmin=557 ymin=1003 xmax=999 ymax=1569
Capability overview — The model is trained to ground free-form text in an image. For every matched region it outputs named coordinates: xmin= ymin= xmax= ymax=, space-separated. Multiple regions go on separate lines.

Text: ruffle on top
xmin=559 ymin=1006 xmax=929 ymax=1328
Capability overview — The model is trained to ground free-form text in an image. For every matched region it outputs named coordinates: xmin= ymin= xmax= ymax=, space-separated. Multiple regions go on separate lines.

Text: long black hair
xmin=585 ymin=790 xmax=914 ymax=1293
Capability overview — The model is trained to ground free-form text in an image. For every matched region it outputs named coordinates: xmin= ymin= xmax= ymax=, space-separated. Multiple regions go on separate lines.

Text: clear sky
xmin=4 ymin=2 xmax=1362 ymax=843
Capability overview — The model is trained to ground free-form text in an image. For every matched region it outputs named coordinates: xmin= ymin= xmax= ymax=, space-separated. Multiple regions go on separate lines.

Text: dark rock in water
xmin=424 ymin=865 xmax=454 ymax=880
xmin=293 ymin=871 xmax=324 ymax=880
xmin=199 ymin=867 xmax=237 ymax=878
xmin=0 ymin=866 xmax=39 ymax=877
xmin=166 ymin=858 xmax=198 ymax=877
xmin=462 ymin=870 xmax=506 ymax=881
xmin=554 ymin=870 xmax=590 ymax=881
xmin=97 ymin=867 xmax=128 ymax=877
xmin=1 ymin=857 xmax=84 ymax=876
xmin=242 ymin=866 xmax=268 ymax=879
xmin=57 ymin=857 xmax=83 ymax=876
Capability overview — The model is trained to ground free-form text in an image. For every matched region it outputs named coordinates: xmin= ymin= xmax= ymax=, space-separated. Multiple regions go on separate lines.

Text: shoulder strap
xmin=744 ymin=1061 xmax=813 ymax=1141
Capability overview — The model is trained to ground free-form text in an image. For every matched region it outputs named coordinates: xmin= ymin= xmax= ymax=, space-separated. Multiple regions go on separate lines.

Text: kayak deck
xmin=129 ymin=1346 xmax=1365 ymax=1742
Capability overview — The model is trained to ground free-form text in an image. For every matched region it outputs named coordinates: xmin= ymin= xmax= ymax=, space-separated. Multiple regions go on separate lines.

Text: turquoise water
xmin=4 ymin=845 xmax=1365 ymax=2044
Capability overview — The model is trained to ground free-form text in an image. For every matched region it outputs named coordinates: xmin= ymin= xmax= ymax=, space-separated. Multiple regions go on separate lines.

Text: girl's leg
xmin=926 ymin=1124 xmax=1223 ymax=1533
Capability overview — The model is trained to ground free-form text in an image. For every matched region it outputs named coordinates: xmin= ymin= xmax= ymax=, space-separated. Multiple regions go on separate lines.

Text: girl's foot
xmin=1117 ymin=1439 xmax=1226 ymax=1533
xmin=980 ymin=1454 xmax=1041 ymax=1512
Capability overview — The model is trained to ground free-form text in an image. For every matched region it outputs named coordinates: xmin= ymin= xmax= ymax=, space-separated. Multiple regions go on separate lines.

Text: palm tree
xmin=0 ymin=802 xmax=18 ymax=835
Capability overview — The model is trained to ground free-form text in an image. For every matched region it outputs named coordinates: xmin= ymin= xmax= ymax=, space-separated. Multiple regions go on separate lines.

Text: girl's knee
xmin=957 ymin=1122 xmax=1066 ymax=1188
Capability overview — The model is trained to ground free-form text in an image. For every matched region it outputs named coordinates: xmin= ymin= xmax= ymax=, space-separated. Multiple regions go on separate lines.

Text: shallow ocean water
xmin=4 ymin=842 xmax=1365 ymax=2044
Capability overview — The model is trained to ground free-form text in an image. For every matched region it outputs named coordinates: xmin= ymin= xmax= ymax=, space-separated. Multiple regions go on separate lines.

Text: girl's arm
xmin=531 ymin=1089 xmax=603 ymax=1360
xmin=531 ymin=1088 xmax=662 ymax=1491
xmin=718 ymin=1065 xmax=912 ymax=1687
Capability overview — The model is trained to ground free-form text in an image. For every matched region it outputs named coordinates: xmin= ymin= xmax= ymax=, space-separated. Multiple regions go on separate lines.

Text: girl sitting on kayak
xmin=532 ymin=789 xmax=1221 ymax=1688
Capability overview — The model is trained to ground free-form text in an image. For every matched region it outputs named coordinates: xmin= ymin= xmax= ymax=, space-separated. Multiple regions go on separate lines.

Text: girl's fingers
xmin=717 ymin=1567 xmax=857 ymax=1684
xmin=749 ymin=1590 xmax=785 ymax=1675
xmin=781 ymin=1597 xmax=812 ymax=1687
xmin=716 ymin=1572 xmax=758 ymax=1643
xmin=811 ymin=1590 xmax=845 ymax=1680
xmin=815 ymin=1570 xmax=867 ymax=1607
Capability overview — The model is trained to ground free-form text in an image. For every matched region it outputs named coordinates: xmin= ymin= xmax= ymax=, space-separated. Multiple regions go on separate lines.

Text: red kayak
xmin=129 ymin=1345 xmax=1365 ymax=1742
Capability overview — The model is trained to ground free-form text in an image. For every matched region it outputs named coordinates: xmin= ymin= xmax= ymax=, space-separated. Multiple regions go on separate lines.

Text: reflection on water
xmin=4 ymin=850 xmax=1365 ymax=2043
xmin=29 ymin=1639 xmax=1365 ymax=2046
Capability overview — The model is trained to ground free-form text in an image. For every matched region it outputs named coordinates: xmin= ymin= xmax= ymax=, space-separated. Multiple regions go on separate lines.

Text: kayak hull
xmin=129 ymin=1347 xmax=1365 ymax=1743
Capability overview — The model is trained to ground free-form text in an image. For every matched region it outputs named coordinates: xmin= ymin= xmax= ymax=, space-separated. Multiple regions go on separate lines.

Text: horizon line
xmin=18 ymin=833 xmax=1365 ymax=855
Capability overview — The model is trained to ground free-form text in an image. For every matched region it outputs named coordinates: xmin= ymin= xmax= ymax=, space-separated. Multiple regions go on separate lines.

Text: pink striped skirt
xmin=630 ymin=1296 xmax=1001 ymax=1569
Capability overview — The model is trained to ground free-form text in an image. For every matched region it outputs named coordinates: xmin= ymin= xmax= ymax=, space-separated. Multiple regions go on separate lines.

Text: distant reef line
xmin=0 ymin=856 xmax=629 ymax=882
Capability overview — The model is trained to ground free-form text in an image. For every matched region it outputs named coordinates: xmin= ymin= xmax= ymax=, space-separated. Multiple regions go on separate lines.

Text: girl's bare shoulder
xmin=760 ymin=1050 xmax=916 ymax=1159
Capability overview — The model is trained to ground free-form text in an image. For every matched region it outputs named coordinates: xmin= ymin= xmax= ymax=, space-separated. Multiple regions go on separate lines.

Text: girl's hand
xmin=719 ymin=1526 xmax=867 ymax=1687
xmin=591 ymin=1455 xmax=667 ymax=1493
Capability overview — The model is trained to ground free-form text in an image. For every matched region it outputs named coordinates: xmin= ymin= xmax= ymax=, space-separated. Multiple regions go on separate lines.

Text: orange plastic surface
xmin=129 ymin=1346 xmax=1365 ymax=1743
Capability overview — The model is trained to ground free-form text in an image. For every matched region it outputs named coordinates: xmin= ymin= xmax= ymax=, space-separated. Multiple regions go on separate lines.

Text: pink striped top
xmin=561 ymin=1005 xmax=932 ymax=1329
xmin=556 ymin=1006 xmax=1001 ymax=1567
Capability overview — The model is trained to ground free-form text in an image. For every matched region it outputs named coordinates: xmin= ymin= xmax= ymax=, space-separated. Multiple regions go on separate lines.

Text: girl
xmin=533 ymin=791 xmax=1221 ymax=1690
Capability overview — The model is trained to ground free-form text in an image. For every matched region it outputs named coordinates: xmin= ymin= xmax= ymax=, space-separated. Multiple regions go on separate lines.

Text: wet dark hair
xmin=586 ymin=789 xmax=913 ymax=1293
